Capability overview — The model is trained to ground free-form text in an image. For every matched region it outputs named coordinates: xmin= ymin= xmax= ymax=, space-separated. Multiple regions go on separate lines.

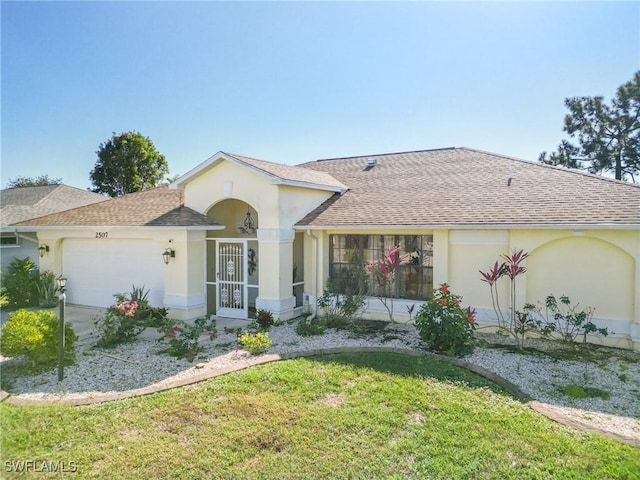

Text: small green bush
xmin=562 ymin=384 xmax=610 ymax=400
xmin=2 ymin=257 xmax=39 ymax=308
xmin=157 ymin=317 xmax=216 ymax=362
xmin=0 ymin=309 xmax=77 ymax=366
xmin=415 ymin=284 xmax=476 ymax=357
xmin=295 ymin=316 xmax=327 ymax=337
xmin=238 ymin=331 xmax=271 ymax=355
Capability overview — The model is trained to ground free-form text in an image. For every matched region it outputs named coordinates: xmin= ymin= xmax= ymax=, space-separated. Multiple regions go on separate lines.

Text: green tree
xmin=539 ymin=71 xmax=640 ymax=182
xmin=6 ymin=175 xmax=62 ymax=188
xmin=90 ymin=131 xmax=169 ymax=197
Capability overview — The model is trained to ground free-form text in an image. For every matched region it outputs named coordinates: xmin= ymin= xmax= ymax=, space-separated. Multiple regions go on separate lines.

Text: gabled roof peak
xmin=172 ymin=151 xmax=347 ymax=193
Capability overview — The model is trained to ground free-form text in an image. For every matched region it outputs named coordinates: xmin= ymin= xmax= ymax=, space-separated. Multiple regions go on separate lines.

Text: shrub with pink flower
xmin=113 ymin=301 xmax=139 ymax=318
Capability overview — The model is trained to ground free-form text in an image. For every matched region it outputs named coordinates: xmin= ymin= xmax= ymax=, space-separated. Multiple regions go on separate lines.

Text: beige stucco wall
xmin=181 ymin=158 xmax=333 ymax=230
xmin=179 ymin=156 xmax=335 ymax=320
xmin=32 ymin=227 xmax=208 ymax=320
xmin=307 ymin=227 xmax=639 ymax=349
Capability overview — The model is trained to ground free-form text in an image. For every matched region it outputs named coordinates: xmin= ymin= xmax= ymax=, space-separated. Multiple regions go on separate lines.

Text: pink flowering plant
xmin=414 ymin=284 xmax=476 ymax=357
xmin=95 ymin=285 xmax=167 ymax=348
xmin=113 ymin=300 xmax=139 ymax=318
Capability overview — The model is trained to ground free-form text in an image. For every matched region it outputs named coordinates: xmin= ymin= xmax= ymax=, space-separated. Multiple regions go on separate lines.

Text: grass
xmin=2 ymin=352 xmax=639 ymax=479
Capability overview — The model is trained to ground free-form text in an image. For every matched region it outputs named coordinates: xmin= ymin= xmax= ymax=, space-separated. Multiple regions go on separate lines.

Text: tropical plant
xmin=479 ymin=249 xmax=533 ymax=349
xmin=1 ymin=257 xmax=39 ymax=308
xmin=367 ymin=245 xmax=402 ymax=322
xmin=0 ymin=309 xmax=77 ymax=366
xmin=415 ymin=284 xmax=476 ymax=357
xmin=35 ymin=271 xmax=59 ymax=308
xmin=255 ymin=309 xmax=274 ymax=330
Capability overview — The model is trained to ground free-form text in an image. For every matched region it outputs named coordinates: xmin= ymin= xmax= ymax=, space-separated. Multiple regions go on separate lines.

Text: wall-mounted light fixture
xmin=162 ymin=248 xmax=175 ymax=265
xmin=238 ymin=208 xmax=257 ymax=235
xmin=39 ymin=244 xmax=50 ymax=258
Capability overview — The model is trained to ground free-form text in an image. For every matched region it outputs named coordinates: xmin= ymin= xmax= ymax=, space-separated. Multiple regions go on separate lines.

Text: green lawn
xmin=2 ymin=352 xmax=638 ymax=479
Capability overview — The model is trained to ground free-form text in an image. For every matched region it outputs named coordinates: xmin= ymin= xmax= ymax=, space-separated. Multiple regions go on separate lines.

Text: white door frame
xmin=215 ymin=239 xmax=248 ymax=319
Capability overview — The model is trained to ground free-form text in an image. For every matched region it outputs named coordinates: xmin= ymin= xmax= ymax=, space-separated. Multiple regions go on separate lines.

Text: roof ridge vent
xmin=364 ymin=158 xmax=377 ymax=171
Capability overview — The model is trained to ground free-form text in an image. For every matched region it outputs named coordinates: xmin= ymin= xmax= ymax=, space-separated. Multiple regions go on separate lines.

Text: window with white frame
xmin=329 ymin=234 xmax=433 ymax=300
xmin=0 ymin=234 xmax=19 ymax=247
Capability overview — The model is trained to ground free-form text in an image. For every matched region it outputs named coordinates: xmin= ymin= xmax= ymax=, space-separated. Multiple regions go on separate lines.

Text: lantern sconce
xmin=238 ymin=208 xmax=257 ymax=235
xmin=39 ymin=244 xmax=50 ymax=258
xmin=56 ymin=275 xmax=67 ymax=292
xmin=162 ymin=248 xmax=175 ymax=265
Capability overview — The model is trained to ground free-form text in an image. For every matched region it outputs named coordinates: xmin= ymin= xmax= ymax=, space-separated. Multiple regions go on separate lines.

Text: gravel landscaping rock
xmin=1 ymin=320 xmax=638 ymax=446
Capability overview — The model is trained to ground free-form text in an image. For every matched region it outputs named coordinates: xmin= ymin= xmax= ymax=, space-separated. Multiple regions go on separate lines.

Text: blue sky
xmin=2 ymin=1 xmax=638 ymax=190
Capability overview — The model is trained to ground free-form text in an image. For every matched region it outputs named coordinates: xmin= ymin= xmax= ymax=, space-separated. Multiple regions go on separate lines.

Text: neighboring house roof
xmin=1 ymin=185 xmax=106 ymax=228
xmin=13 ymin=187 xmax=221 ymax=228
xmin=172 ymin=151 xmax=347 ymax=192
xmin=296 ymin=147 xmax=640 ymax=228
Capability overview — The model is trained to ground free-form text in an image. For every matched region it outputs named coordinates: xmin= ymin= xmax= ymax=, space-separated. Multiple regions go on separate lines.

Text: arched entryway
xmin=205 ymin=199 xmax=259 ymax=318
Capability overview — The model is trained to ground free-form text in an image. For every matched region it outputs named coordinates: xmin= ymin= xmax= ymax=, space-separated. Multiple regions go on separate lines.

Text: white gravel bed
xmin=2 ymin=321 xmax=638 ymax=443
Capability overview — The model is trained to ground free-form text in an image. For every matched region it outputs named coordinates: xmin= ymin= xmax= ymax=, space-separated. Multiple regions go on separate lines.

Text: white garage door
xmin=63 ymin=238 xmax=164 ymax=308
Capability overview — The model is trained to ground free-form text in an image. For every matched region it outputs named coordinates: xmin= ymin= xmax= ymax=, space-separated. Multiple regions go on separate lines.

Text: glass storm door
xmin=216 ymin=241 xmax=247 ymax=318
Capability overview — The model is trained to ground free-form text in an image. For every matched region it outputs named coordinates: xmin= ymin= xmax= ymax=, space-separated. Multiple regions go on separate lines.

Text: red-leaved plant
xmin=479 ymin=249 xmax=532 ymax=349
xmin=367 ymin=245 xmax=402 ymax=322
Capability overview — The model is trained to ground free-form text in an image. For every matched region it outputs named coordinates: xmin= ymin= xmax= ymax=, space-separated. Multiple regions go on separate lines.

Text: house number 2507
xmin=95 ymin=232 xmax=108 ymax=239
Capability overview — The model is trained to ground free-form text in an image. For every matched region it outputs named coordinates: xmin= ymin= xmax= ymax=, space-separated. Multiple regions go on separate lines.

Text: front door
xmin=216 ymin=240 xmax=248 ymax=318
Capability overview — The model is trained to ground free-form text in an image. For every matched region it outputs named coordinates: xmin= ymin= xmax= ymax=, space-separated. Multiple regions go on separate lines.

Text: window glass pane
xmin=0 ymin=235 xmax=18 ymax=246
xmin=329 ymin=234 xmax=433 ymax=300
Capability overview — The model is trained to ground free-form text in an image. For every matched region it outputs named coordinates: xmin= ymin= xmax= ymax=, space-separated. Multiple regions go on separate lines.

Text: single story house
xmin=13 ymin=148 xmax=640 ymax=350
xmin=1 ymin=184 xmax=105 ymax=271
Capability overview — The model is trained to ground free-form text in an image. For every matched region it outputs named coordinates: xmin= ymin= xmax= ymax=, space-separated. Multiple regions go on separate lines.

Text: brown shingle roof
xmin=224 ymin=152 xmax=347 ymax=191
xmin=1 ymin=185 xmax=105 ymax=227
xmin=13 ymin=187 xmax=219 ymax=228
xmin=296 ymin=148 xmax=640 ymax=227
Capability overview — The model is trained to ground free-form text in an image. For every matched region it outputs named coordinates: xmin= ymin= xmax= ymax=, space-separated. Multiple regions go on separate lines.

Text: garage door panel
xmin=63 ymin=239 xmax=164 ymax=308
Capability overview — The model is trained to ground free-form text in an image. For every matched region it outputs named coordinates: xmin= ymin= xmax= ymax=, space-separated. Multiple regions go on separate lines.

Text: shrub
xmin=0 ymin=309 xmax=77 ymax=366
xmin=524 ymin=294 xmax=609 ymax=346
xmin=255 ymin=309 xmax=274 ymax=330
xmin=238 ymin=331 xmax=271 ymax=355
xmin=319 ymin=250 xmax=368 ymax=327
xmin=415 ymin=284 xmax=476 ymax=357
xmin=295 ymin=316 xmax=327 ymax=337
xmin=158 ymin=317 xmax=217 ymax=362
xmin=2 ymin=257 xmax=39 ymax=308
xmin=95 ymin=285 xmax=168 ymax=347
xmin=35 ymin=271 xmax=59 ymax=308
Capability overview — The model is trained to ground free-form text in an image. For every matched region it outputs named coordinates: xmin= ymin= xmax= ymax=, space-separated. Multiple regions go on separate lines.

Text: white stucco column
xmin=255 ymin=228 xmax=296 ymax=320
xmin=163 ymin=230 xmax=207 ymax=321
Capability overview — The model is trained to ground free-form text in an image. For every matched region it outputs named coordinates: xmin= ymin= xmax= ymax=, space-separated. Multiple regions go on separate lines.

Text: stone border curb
xmin=2 ymin=346 xmax=638 ymax=448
